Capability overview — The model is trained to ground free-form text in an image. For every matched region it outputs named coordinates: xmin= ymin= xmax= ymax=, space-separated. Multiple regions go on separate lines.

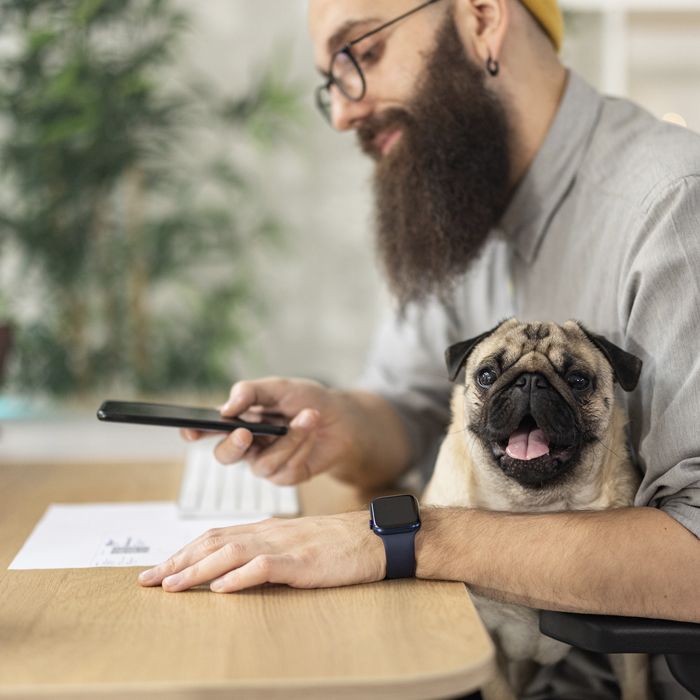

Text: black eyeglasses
xmin=315 ymin=0 xmax=443 ymax=125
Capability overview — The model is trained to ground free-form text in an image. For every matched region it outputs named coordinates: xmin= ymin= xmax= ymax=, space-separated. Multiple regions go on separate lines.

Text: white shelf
xmin=0 ymin=417 xmax=187 ymax=463
xmin=562 ymin=0 xmax=700 ymax=98
xmin=561 ymin=0 xmax=700 ymax=11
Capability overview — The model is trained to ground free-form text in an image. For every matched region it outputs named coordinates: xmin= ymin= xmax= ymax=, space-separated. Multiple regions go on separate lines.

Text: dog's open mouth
xmin=490 ymin=415 xmax=578 ymax=487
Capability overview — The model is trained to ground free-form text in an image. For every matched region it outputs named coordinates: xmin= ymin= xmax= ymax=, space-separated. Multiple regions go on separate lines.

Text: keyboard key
xmin=178 ymin=442 xmax=299 ymax=518
xmin=200 ymin=460 xmax=223 ymax=512
xmin=277 ymin=486 xmax=299 ymax=516
xmin=258 ymin=476 xmax=277 ymax=515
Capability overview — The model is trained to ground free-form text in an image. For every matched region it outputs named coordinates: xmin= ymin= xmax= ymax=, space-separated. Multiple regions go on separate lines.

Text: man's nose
xmin=513 ymin=373 xmax=551 ymax=394
xmin=330 ymin=88 xmax=373 ymax=131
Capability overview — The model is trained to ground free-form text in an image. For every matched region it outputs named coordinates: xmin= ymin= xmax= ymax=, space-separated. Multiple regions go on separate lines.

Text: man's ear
xmin=576 ymin=322 xmax=643 ymax=392
xmin=452 ymin=0 xmax=509 ymax=65
xmin=445 ymin=318 xmax=510 ymax=382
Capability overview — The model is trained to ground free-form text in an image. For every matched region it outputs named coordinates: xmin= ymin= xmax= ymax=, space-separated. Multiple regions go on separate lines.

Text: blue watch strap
xmin=379 ymin=530 xmax=417 ymax=579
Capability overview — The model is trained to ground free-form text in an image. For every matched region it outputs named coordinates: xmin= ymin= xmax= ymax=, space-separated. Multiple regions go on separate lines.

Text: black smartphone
xmin=96 ymin=400 xmax=288 ymax=436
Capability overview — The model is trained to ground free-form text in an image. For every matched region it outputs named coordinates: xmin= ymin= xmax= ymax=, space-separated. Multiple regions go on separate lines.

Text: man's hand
xmin=181 ymin=377 xmax=412 ymax=489
xmin=182 ymin=378 xmax=365 ymax=485
xmin=138 ymin=511 xmax=385 ymax=593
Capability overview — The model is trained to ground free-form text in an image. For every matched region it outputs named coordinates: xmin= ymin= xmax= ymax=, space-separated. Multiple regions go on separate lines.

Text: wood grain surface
xmin=0 ymin=460 xmax=494 ymax=699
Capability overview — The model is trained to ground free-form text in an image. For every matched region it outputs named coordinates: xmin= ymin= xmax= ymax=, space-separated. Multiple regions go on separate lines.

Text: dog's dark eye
xmin=477 ymin=368 xmax=498 ymax=388
xmin=567 ymin=372 xmax=590 ymax=391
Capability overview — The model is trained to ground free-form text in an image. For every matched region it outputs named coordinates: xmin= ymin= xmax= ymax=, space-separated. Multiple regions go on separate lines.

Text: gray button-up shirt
xmin=357 ymin=70 xmax=700 ymax=540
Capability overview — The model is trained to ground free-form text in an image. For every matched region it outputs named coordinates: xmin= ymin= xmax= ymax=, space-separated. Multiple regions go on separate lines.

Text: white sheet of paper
xmin=9 ymin=502 xmax=261 ymax=570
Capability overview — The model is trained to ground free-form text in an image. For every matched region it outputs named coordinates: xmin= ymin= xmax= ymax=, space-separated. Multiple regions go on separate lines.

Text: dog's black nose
xmin=513 ymin=372 xmax=550 ymax=392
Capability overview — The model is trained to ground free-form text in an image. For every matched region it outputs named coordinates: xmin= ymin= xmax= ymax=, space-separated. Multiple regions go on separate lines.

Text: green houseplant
xmin=0 ymin=0 xmax=300 ymax=399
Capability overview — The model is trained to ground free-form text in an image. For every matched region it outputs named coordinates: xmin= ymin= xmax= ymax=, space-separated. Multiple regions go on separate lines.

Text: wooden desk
xmin=0 ymin=460 xmax=495 ymax=699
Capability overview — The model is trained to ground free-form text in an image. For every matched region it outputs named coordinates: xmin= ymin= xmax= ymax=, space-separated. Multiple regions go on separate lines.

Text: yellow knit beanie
xmin=520 ymin=0 xmax=564 ymax=52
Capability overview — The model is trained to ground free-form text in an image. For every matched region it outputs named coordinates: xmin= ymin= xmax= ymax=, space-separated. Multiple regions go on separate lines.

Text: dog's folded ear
xmin=576 ymin=322 xmax=643 ymax=391
xmin=445 ymin=319 xmax=510 ymax=382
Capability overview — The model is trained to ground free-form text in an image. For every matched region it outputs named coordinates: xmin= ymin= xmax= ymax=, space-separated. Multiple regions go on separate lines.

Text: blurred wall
xmin=174 ymin=0 xmax=383 ymax=390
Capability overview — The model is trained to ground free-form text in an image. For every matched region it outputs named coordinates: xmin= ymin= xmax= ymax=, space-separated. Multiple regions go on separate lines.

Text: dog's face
xmin=445 ymin=319 xmax=642 ymax=491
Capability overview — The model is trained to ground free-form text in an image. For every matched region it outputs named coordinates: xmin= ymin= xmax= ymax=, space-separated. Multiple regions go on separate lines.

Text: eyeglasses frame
xmin=315 ymin=0 xmax=443 ymax=123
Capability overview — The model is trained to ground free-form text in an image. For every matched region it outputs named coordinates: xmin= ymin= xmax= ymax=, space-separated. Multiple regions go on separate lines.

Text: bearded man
xmin=139 ymin=2 xmax=700 ymax=698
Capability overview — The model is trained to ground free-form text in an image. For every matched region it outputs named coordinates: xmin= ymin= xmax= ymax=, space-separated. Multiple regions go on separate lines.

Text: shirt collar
xmin=494 ymin=70 xmax=603 ymax=264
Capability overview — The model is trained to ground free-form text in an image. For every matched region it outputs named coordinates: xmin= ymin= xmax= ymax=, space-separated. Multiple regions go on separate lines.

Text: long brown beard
xmin=359 ymin=15 xmax=511 ymax=314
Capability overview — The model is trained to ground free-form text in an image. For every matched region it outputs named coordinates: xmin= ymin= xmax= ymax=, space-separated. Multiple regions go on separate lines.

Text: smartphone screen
xmin=96 ymin=400 xmax=288 ymax=436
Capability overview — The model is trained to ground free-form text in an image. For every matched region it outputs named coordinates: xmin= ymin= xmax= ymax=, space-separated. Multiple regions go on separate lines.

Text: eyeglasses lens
xmin=331 ymin=50 xmax=365 ymax=101
xmin=316 ymin=48 xmax=367 ymax=124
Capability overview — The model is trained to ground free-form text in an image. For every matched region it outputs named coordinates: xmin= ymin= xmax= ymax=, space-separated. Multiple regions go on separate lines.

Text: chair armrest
xmin=539 ymin=610 xmax=700 ymax=655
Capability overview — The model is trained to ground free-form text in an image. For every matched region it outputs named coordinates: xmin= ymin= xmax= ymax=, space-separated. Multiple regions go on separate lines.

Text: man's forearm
xmin=416 ymin=505 xmax=700 ymax=622
xmin=328 ymin=389 xmax=413 ymax=490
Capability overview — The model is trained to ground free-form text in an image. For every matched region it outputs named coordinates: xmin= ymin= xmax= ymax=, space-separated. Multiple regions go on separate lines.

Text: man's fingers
xmin=212 ymin=409 xmax=317 ymax=474
xmin=220 ymin=378 xmax=289 ymax=418
xmin=213 ymin=428 xmax=254 ymax=464
xmin=180 ymin=428 xmax=205 ymax=442
xmin=161 ymin=540 xmax=252 ymax=592
xmin=210 ymin=553 xmax=294 ymax=593
xmin=268 ymin=430 xmax=317 ymax=485
xmin=138 ymin=525 xmax=262 ymax=586
xmin=248 ymin=409 xmax=319 ymax=479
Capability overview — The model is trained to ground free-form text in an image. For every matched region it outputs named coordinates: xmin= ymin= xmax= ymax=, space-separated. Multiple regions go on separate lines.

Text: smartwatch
xmin=369 ymin=494 xmax=421 ymax=579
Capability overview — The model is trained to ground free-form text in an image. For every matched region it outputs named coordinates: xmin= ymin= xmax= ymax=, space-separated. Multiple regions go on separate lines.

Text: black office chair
xmin=539 ymin=611 xmax=700 ymax=698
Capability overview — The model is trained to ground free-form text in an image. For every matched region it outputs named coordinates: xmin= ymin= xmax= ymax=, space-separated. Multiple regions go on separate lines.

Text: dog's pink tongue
xmin=506 ymin=426 xmax=550 ymax=460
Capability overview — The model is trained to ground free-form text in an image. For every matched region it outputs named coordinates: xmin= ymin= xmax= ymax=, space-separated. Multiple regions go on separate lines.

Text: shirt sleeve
xmin=354 ymin=299 xmax=456 ymax=483
xmin=622 ymin=175 xmax=700 ymax=538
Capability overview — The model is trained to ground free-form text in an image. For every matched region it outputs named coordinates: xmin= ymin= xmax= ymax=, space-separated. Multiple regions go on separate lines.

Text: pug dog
xmin=422 ymin=318 xmax=650 ymax=700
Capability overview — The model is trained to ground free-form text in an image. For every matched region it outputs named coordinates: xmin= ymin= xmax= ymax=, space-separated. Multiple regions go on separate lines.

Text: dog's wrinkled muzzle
xmin=484 ymin=372 xmax=581 ymax=487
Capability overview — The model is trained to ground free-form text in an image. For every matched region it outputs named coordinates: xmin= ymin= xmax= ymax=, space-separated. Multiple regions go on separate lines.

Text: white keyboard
xmin=177 ymin=441 xmax=299 ymax=518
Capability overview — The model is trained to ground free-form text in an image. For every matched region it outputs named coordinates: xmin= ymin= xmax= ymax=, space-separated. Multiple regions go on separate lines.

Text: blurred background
xmin=1 ymin=0 xmax=699 ymax=461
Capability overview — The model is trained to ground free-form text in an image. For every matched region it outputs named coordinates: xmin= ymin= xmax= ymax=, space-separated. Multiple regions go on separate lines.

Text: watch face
xmin=371 ymin=495 xmax=420 ymax=529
